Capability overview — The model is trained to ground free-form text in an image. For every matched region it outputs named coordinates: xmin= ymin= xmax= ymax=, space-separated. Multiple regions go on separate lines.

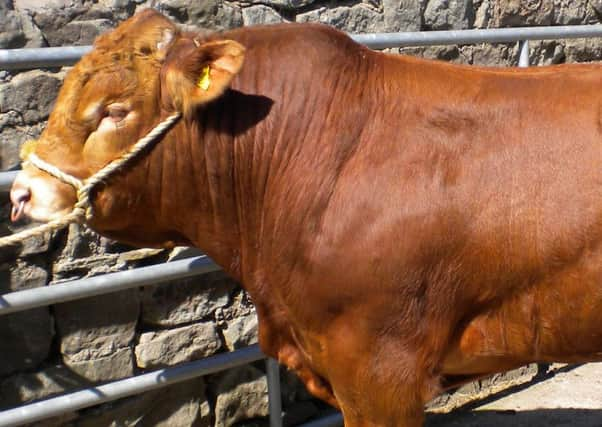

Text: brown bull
xmin=8 ymin=9 xmax=602 ymax=427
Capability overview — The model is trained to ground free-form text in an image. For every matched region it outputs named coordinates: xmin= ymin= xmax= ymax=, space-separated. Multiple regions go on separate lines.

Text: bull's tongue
xmin=10 ymin=201 xmax=25 ymax=222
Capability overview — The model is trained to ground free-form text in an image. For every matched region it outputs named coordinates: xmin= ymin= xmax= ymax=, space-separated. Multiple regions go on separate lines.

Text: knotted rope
xmin=0 ymin=112 xmax=182 ymax=247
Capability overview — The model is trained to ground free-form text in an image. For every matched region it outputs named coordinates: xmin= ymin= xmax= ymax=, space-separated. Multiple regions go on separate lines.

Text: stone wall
xmin=1 ymin=1 xmax=602 ymax=426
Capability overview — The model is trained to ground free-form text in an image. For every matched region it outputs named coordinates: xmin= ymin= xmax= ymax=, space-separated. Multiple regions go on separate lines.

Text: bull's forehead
xmin=46 ymin=10 xmax=175 ymax=131
xmin=45 ymin=47 xmax=160 ymax=137
xmin=72 ymin=61 xmax=142 ymax=109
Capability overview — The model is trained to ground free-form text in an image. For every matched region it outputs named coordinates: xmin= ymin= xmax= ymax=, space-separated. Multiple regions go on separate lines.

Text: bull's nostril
xmin=9 ymin=187 xmax=31 ymax=222
xmin=10 ymin=187 xmax=31 ymax=206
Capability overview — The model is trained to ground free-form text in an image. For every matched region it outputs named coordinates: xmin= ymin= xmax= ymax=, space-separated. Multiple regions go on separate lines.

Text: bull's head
xmin=9 ymin=9 xmax=245 ymax=247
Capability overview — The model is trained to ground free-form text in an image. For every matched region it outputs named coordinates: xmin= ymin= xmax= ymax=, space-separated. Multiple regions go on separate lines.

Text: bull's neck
xmin=147 ymin=26 xmax=379 ymax=285
xmin=144 ymin=113 xmax=245 ymax=280
xmin=150 ymin=90 xmax=321 ymax=285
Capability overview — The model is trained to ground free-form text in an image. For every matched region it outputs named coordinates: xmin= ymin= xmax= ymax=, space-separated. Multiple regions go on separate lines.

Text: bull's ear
xmin=163 ymin=39 xmax=245 ymax=115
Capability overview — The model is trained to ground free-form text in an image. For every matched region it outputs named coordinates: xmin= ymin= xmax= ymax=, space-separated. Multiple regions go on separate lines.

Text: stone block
xmin=98 ymin=0 xmax=136 ymax=9
xmin=0 ymin=109 xmax=21 ymax=131
xmin=0 ymin=365 xmax=89 ymax=410
xmin=63 ymin=347 xmax=134 ymax=382
xmin=0 ymin=70 xmax=64 ymax=125
xmin=243 ymin=5 xmax=285 ymax=26
xmin=57 ymin=19 xmax=114 ymax=46
xmin=0 ymin=309 xmax=52 ymax=376
xmin=552 ymin=0 xmax=597 ymax=25
xmin=33 ymin=13 xmax=106 ymax=47
xmin=135 ymin=322 xmax=222 ymax=369
xmin=474 ymin=0 xmax=492 ymax=28
xmin=159 ymin=0 xmax=242 ymax=29
xmin=15 ymin=0 xmax=80 ymax=10
xmin=95 ymin=0 xmax=136 ymax=20
xmin=217 ymin=2 xmax=244 ymax=29
xmin=0 ymin=211 xmax=53 ymax=256
xmin=592 ymin=0 xmax=602 ymax=15
xmin=563 ymin=38 xmax=602 ymax=63
xmin=297 ymin=4 xmax=386 ymax=33
xmin=469 ymin=43 xmax=517 ymax=66
xmin=424 ymin=0 xmax=475 ymax=30
xmin=214 ymin=365 xmax=269 ymax=427
xmin=54 ymin=289 xmax=138 ymax=356
xmin=19 ymin=11 xmax=46 ymax=48
xmin=400 ymin=45 xmax=462 ymax=63
xmin=245 ymin=0 xmax=316 ymax=9
xmin=24 ymin=2 xmax=91 ymax=47
xmin=0 ymin=258 xmax=48 ymax=292
xmin=528 ymin=40 xmax=565 ymax=65
xmin=57 ymin=223 xmax=116 ymax=262
xmin=140 ymin=271 xmax=235 ymax=327
xmin=491 ymin=0 xmax=554 ymax=27
xmin=0 ymin=10 xmax=26 ymax=49
xmin=58 ymin=224 xmax=99 ymax=260
xmin=383 ymin=0 xmax=425 ymax=32
xmin=223 ymin=312 xmax=258 ymax=351
xmin=0 ymin=122 xmax=46 ymax=170
xmin=53 ymin=282 xmax=138 ymax=382
xmin=52 ymin=224 xmax=162 ymax=281
xmin=0 ymin=259 xmax=52 ymax=377
xmin=76 ymin=377 xmax=211 ymax=427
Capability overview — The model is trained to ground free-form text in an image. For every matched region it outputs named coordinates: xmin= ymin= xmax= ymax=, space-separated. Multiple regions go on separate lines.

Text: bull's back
xmin=312 ymin=54 xmax=602 ymax=284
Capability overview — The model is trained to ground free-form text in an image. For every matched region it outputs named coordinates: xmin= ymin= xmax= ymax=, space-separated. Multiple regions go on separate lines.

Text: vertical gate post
xmin=266 ymin=358 xmax=283 ymax=427
xmin=518 ymin=39 xmax=530 ymax=67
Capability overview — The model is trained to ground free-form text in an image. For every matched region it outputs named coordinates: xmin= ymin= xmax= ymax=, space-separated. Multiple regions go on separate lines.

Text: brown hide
xmin=9 ymin=10 xmax=602 ymax=427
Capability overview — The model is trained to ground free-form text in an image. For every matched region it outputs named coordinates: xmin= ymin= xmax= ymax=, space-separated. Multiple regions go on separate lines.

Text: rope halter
xmin=0 ymin=112 xmax=182 ymax=247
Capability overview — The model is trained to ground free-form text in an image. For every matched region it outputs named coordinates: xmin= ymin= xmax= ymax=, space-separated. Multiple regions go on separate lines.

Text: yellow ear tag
xmin=197 ymin=66 xmax=211 ymax=91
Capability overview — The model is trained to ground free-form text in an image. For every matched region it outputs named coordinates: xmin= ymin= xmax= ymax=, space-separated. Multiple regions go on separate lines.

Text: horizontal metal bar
xmin=351 ymin=24 xmax=602 ymax=49
xmin=298 ymin=412 xmax=343 ymax=427
xmin=0 ymin=255 xmax=220 ymax=316
xmin=0 ymin=171 xmax=17 ymax=192
xmin=1 ymin=25 xmax=602 ymax=71
xmin=0 ymin=46 xmax=91 ymax=70
xmin=0 ymin=344 xmax=264 ymax=427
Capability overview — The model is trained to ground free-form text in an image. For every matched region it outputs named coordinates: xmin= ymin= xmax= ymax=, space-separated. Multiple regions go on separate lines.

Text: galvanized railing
xmin=2 ymin=23 xmax=602 ymax=427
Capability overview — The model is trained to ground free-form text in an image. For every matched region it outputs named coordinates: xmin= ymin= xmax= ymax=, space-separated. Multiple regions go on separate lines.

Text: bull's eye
xmin=105 ymin=105 xmax=128 ymax=123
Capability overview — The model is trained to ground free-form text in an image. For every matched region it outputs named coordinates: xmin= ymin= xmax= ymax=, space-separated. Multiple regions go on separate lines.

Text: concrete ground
xmin=426 ymin=363 xmax=602 ymax=427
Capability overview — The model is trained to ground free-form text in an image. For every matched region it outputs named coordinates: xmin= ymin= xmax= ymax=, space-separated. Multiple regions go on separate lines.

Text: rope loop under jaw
xmin=0 ymin=112 xmax=182 ymax=247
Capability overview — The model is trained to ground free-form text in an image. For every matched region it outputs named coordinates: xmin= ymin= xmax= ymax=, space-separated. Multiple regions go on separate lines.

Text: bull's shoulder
xmin=219 ymin=22 xmax=351 ymax=41
xmin=194 ymin=22 xmax=369 ymax=60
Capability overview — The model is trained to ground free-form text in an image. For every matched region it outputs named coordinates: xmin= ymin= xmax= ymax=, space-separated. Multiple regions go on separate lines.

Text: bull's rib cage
xmin=2 ymin=23 xmax=602 ymax=427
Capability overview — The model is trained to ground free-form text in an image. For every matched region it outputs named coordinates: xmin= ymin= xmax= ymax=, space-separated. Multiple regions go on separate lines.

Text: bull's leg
xmin=337 ymin=393 xmax=425 ymax=427
xmin=254 ymin=303 xmax=340 ymax=406
xmin=324 ymin=323 xmax=438 ymax=427
xmin=330 ymin=359 xmax=429 ymax=427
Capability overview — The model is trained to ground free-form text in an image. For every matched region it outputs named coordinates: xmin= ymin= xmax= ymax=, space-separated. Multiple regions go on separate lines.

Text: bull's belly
xmin=441 ymin=246 xmax=602 ymax=381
